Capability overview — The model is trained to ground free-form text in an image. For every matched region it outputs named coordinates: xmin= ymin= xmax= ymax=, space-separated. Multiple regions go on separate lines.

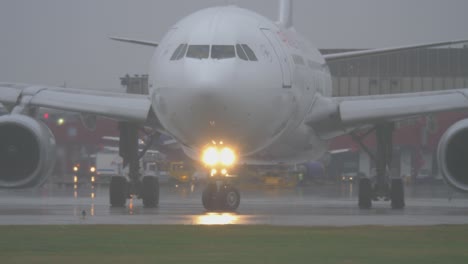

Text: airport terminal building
xmin=325 ymin=47 xmax=468 ymax=96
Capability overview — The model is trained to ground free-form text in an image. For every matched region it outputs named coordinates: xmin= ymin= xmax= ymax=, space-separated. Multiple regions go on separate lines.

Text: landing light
xmin=90 ymin=166 xmax=96 ymax=173
xmin=220 ymin=148 xmax=235 ymax=166
xmin=202 ymin=147 xmax=219 ymax=166
xmin=73 ymin=166 xmax=79 ymax=172
xmin=202 ymin=146 xmax=236 ymax=167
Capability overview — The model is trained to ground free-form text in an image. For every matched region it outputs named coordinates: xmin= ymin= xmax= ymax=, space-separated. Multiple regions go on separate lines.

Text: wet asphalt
xmin=0 ymin=181 xmax=467 ymax=226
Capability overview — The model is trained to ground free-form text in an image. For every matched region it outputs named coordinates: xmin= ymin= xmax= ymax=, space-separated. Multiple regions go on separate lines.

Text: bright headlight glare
xmin=220 ymin=148 xmax=235 ymax=166
xmin=202 ymin=147 xmax=219 ymax=166
xmin=211 ymin=169 xmax=217 ymax=176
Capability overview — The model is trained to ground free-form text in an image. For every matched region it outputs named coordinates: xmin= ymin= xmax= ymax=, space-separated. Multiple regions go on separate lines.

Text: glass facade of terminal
xmin=321 ymin=47 xmax=468 ymax=96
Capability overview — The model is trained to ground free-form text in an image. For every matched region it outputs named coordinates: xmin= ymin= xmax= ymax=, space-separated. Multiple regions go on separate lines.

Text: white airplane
xmin=1 ymin=0 xmax=468 ymax=211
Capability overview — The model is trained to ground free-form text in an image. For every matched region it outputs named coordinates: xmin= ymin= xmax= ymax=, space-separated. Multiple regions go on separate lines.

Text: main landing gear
xmin=352 ymin=123 xmax=405 ymax=210
xmin=202 ymin=176 xmax=240 ymax=211
xmin=110 ymin=175 xmax=159 ymax=208
xmin=109 ymin=122 xmax=160 ymax=208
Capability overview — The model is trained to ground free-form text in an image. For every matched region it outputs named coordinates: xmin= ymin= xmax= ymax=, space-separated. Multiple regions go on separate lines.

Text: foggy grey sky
xmin=1 ymin=0 xmax=467 ymax=91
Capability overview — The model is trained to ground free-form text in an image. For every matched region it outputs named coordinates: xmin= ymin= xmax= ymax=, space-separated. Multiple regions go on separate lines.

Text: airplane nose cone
xmin=154 ymin=60 xmax=290 ymax=155
xmin=186 ymin=60 xmax=226 ymax=96
xmin=155 ymin=61 xmax=237 ymax=145
xmin=185 ymin=65 xmax=237 ymax=144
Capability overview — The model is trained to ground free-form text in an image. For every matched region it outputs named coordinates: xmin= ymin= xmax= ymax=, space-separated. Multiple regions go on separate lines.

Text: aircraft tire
xmin=390 ymin=178 xmax=405 ymax=209
xmin=358 ymin=178 xmax=372 ymax=209
xmin=110 ymin=176 xmax=127 ymax=207
xmin=219 ymin=185 xmax=240 ymax=211
xmin=202 ymin=183 xmax=218 ymax=211
xmin=142 ymin=176 xmax=159 ymax=208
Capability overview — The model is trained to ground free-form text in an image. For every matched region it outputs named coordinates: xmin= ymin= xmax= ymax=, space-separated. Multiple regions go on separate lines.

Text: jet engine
xmin=0 ymin=115 xmax=56 ymax=188
xmin=437 ymin=119 xmax=468 ymax=193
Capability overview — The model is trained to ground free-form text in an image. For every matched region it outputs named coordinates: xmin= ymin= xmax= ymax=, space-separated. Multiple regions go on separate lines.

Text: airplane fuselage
xmin=149 ymin=6 xmax=331 ymax=164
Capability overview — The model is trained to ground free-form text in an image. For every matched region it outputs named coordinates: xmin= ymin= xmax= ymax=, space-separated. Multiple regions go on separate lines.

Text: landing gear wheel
xmin=219 ymin=185 xmax=240 ymax=211
xmin=202 ymin=183 xmax=218 ymax=211
xmin=110 ymin=176 xmax=127 ymax=207
xmin=142 ymin=176 xmax=159 ymax=208
xmin=358 ymin=178 xmax=372 ymax=209
xmin=390 ymin=179 xmax=405 ymax=209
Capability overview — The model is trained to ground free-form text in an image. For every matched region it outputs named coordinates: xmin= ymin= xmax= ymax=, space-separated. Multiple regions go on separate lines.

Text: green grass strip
xmin=1 ymin=225 xmax=468 ymax=264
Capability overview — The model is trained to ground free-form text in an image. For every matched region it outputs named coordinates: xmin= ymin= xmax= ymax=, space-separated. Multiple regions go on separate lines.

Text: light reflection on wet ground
xmin=0 ymin=182 xmax=467 ymax=226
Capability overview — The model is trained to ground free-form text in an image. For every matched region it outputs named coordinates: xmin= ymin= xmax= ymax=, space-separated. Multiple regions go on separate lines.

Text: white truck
xmin=95 ymin=151 xmax=167 ymax=183
xmin=95 ymin=152 xmax=124 ymax=183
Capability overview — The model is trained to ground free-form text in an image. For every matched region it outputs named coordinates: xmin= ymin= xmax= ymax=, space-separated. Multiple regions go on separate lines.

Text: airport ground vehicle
xmin=167 ymin=161 xmax=195 ymax=184
xmin=95 ymin=152 xmax=122 ymax=181
xmin=71 ymin=157 xmax=97 ymax=184
xmin=340 ymin=161 xmax=358 ymax=182
xmin=262 ymin=171 xmax=298 ymax=188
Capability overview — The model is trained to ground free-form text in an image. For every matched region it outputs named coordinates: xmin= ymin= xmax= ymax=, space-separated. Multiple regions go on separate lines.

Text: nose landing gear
xmin=202 ymin=178 xmax=240 ymax=211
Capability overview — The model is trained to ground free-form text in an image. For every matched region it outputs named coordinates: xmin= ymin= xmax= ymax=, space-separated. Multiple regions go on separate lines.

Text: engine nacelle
xmin=0 ymin=115 xmax=56 ymax=188
xmin=437 ymin=119 xmax=468 ymax=193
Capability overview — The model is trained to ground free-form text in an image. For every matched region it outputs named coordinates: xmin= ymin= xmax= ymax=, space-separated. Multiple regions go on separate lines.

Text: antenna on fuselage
xmin=278 ymin=0 xmax=293 ymax=28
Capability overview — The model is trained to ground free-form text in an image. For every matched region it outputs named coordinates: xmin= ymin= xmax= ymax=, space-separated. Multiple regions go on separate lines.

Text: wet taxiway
xmin=0 ymin=182 xmax=467 ymax=226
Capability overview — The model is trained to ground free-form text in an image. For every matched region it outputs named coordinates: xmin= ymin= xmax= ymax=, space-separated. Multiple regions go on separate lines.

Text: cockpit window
xmin=176 ymin=44 xmax=188 ymax=60
xmin=170 ymin=44 xmax=187 ymax=61
xmin=241 ymin=44 xmax=257 ymax=61
xmin=186 ymin=45 xmax=209 ymax=59
xmin=236 ymin=44 xmax=248 ymax=61
xmin=211 ymin=45 xmax=235 ymax=59
xmin=174 ymin=44 xmax=256 ymax=61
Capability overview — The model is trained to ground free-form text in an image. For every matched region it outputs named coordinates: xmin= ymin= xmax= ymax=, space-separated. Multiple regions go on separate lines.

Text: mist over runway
xmin=1 ymin=183 xmax=467 ymax=226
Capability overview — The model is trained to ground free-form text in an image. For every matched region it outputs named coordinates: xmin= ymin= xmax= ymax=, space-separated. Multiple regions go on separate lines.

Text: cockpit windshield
xmin=241 ymin=44 xmax=257 ymax=61
xmin=236 ymin=44 xmax=248 ymax=61
xmin=170 ymin=44 xmax=257 ymax=61
xmin=170 ymin=44 xmax=187 ymax=61
xmin=211 ymin=45 xmax=236 ymax=59
xmin=186 ymin=45 xmax=210 ymax=59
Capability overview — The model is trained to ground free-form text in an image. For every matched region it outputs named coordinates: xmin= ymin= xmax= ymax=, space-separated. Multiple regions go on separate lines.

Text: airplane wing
xmin=323 ymin=39 xmax=468 ymax=62
xmin=0 ymin=83 xmax=153 ymax=123
xmin=336 ymin=90 xmax=468 ymax=125
xmin=109 ymin=36 xmax=159 ymax=48
xmin=306 ymin=89 xmax=468 ymax=137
